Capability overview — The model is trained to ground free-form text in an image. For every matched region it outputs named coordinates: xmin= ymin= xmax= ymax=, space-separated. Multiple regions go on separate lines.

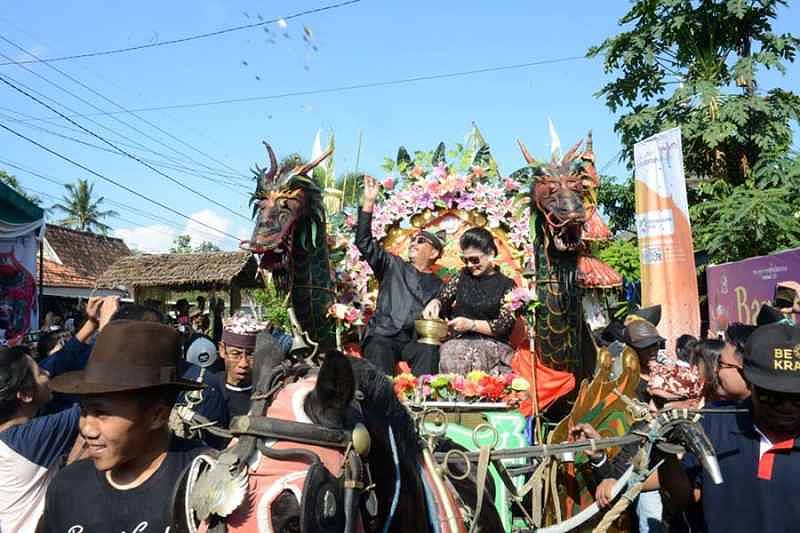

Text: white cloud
xmin=115 ymin=224 xmax=176 ymax=253
xmin=114 ymin=209 xmax=253 ymax=253
xmin=185 ymin=209 xmax=233 ymax=248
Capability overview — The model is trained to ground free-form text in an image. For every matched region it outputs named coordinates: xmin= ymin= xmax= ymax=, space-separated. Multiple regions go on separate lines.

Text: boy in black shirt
xmin=39 ymin=320 xmax=207 ymax=532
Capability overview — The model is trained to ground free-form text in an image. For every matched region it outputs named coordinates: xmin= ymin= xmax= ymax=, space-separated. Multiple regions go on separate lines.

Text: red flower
xmin=478 ymin=376 xmax=506 ymax=400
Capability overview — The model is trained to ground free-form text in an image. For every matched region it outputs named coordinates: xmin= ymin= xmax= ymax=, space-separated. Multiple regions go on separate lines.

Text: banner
xmin=634 ymin=127 xmax=700 ymax=354
xmin=707 ymin=247 xmax=800 ymax=334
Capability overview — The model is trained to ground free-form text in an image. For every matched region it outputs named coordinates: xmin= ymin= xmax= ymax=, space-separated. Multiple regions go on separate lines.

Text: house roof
xmin=43 ymin=224 xmax=131 ymax=289
xmin=0 ymin=181 xmax=44 ymax=225
xmin=96 ymin=251 xmax=263 ymax=292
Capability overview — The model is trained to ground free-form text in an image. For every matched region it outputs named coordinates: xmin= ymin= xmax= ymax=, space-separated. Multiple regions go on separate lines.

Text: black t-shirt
xmin=222 ymin=383 xmax=253 ymax=418
xmin=40 ymin=437 xmax=206 ymax=533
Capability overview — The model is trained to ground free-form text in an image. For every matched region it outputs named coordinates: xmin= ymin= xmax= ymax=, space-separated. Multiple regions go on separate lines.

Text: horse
xmin=174 ymin=341 xmax=503 ymax=533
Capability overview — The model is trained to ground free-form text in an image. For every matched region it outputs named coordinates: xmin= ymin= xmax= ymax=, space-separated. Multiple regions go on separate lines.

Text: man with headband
xmin=218 ymin=314 xmax=268 ymax=418
xmin=357 ymin=175 xmax=444 ymax=375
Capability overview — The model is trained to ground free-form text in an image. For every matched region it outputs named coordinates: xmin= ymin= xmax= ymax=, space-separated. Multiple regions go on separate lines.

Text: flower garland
xmin=393 ymin=370 xmax=531 ymax=408
xmin=327 ymin=161 xmax=533 ymax=332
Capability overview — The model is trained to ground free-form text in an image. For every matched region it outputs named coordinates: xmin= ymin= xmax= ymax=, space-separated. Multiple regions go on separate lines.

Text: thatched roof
xmin=96 ymin=251 xmax=263 ymax=292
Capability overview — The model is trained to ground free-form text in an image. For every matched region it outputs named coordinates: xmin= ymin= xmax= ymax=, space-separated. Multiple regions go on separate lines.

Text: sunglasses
xmin=754 ymin=387 xmax=800 ymax=407
xmin=460 ymin=255 xmax=484 ymax=266
xmin=412 ymin=235 xmax=433 ymax=246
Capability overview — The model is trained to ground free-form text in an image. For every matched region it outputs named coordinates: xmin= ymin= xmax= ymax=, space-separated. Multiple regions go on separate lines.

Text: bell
xmin=287 ymin=307 xmax=319 ymax=360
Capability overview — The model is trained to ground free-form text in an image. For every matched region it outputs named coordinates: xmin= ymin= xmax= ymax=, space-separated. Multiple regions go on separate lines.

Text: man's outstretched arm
xmin=355 ymin=174 xmax=393 ymax=279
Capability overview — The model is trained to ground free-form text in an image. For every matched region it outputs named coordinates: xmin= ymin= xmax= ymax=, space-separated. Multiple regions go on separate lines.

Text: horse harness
xmin=173 ymin=364 xmax=379 ymax=533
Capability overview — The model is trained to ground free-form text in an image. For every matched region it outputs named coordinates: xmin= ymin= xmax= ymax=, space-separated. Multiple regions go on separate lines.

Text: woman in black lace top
xmin=422 ymin=227 xmax=518 ymax=374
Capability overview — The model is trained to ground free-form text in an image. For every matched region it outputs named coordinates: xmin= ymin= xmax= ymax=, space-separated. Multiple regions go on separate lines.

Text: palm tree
xmin=52 ymin=179 xmax=117 ymax=234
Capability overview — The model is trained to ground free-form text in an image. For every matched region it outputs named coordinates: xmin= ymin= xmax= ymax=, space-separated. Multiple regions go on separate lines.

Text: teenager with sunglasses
xmin=422 ymin=227 xmax=517 ymax=375
xmin=356 ymin=175 xmax=444 ymax=375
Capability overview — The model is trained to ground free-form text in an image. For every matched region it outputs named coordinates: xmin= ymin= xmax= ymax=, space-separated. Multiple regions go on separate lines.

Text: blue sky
xmin=0 ymin=1 xmax=797 ymax=252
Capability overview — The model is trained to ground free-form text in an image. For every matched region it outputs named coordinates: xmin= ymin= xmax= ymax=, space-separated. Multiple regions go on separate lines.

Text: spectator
xmin=675 ymin=334 xmax=698 ymax=366
xmin=39 ymin=321 xmax=208 ymax=532
xmin=715 ymin=323 xmax=756 ymax=403
xmin=690 ymin=339 xmax=725 ymax=403
xmin=668 ymin=322 xmax=800 ymax=532
xmin=0 ymin=297 xmax=116 ymax=532
xmin=217 ymin=314 xmax=269 ymax=418
xmin=112 ymin=304 xmax=229 ymax=449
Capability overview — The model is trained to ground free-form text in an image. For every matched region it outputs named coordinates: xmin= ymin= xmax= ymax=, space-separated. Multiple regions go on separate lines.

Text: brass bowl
xmin=415 ymin=318 xmax=448 ymax=346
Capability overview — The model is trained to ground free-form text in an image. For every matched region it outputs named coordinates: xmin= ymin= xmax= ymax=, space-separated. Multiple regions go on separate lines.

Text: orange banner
xmin=634 ymin=128 xmax=700 ymax=354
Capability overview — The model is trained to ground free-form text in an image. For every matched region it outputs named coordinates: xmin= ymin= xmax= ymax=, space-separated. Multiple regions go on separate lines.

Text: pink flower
xmin=504 ymin=177 xmax=522 ymax=191
xmin=344 ymin=307 xmax=359 ymax=324
xmin=383 ymin=176 xmax=395 ymax=190
xmin=432 ymin=163 xmax=447 ymax=179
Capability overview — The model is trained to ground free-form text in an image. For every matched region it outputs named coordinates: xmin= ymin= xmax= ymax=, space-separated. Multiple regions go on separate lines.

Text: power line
xmin=0 ymin=104 xmax=248 ymax=181
xmin=0 ymin=33 xmax=248 ymax=180
xmin=0 ymin=156 xmax=190 ymax=231
xmin=0 ymin=120 xmax=244 ymax=241
xmin=22 ymin=185 xmax=183 ymax=243
xmin=0 ymin=48 xmax=249 ymax=181
xmin=14 ymin=55 xmax=589 ymax=119
xmin=0 ymin=0 xmax=361 ymax=66
xmin=0 ymin=110 xmax=252 ymax=194
xmin=0 ymin=73 xmax=251 ymax=220
xmin=0 ymin=67 xmax=246 ymax=186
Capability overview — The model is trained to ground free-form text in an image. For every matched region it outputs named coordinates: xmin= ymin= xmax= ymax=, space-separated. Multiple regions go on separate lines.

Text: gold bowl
xmin=415 ymin=318 xmax=448 ymax=346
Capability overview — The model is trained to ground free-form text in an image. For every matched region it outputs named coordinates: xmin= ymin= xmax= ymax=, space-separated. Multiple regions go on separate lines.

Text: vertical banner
xmin=634 ymin=127 xmax=700 ymax=354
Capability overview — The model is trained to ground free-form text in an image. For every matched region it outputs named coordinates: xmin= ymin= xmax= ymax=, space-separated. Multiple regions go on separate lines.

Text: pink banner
xmin=707 ymin=247 xmax=800 ymax=334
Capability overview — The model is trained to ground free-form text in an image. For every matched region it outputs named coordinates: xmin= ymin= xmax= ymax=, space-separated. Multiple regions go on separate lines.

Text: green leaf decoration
xmin=396 ymin=146 xmax=412 ymax=168
xmin=432 ymin=142 xmax=446 ymax=165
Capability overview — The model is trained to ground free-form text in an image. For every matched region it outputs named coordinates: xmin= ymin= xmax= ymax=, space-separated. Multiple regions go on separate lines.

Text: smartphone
xmin=774 ymin=285 xmax=798 ymax=309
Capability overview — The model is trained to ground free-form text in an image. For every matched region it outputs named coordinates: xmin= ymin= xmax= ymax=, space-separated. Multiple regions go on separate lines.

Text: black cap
xmin=416 ymin=230 xmax=446 ymax=253
xmin=631 ymin=305 xmax=662 ymax=327
xmin=743 ymin=322 xmax=800 ymax=393
xmin=624 ymin=320 xmax=665 ymax=349
xmin=756 ymin=304 xmax=785 ymax=327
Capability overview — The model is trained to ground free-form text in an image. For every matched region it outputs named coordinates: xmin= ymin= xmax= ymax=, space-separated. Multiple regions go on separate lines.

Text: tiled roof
xmin=43 ymin=224 xmax=131 ymax=288
xmin=42 ymin=259 xmax=96 ymax=288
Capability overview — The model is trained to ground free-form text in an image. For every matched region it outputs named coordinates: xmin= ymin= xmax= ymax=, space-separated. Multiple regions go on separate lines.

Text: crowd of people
xmin=0 ymin=295 xmax=292 ymax=532
xmin=0 ymin=170 xmax=798 ymax=532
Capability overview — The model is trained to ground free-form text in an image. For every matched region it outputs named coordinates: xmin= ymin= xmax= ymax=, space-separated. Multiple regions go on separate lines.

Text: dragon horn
xmin=517 ymin=138 xmax=537 ymax=165
xmin=296 ymin=146 xmax=334 ymax=176
xmin=261 ymin=141 xmax=278 ymax=184
xmin=586 ymin=130 xmax=593 ymax=153
xmin=561 ymin=139 xmax=584 ymax=165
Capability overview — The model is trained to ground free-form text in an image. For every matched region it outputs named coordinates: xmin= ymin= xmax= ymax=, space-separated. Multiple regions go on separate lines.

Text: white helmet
xmin=185 ymin=335 xmax=218 ymax=368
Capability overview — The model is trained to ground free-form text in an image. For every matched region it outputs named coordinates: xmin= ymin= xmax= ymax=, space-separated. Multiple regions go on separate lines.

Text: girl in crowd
xmin=422 ymin=227 xmax=517 ymax=374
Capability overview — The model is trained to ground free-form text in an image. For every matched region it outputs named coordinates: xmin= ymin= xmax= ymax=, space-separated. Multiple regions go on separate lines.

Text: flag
xmin=634 ymin=127 xmax=700 ymax=354
xmin=547 ymin=117 xmax=561 ymax=161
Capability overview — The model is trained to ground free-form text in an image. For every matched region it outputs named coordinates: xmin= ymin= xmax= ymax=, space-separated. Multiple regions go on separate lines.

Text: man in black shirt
xmin=218 ymin=315 xmax=269 ymax=417
xmin=39 ymin=320 xmax=207 ymax=532
xmin=357 ymin=175 xmax=444 ymax=375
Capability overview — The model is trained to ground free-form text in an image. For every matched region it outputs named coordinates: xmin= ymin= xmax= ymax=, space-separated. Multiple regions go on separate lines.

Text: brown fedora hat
xmin=50 ymin=320 xmax=203 ymax=395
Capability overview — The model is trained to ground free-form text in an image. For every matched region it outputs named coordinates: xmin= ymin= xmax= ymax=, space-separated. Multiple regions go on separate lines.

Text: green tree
xmin=590 ymin=0 xmax=800 ymax=262
xmin=52 ymin=179 xmax=116 ymax=234
xmin=170 ymin=234 xmax=193 ymax=253
xmin=248 ymin=285 xmax=289 ymax=329
xmin=597 ymin=175 xmax=636 ymax=234
xmin=194 ymin=240 xmax=221 ymax=252
xmin=1 ymin=169 xmax=40 ymax=206
xmin=169 ymin=234 xmax=223 ymax=253
xmin=597 ymin=238 xmax=641 ymax=282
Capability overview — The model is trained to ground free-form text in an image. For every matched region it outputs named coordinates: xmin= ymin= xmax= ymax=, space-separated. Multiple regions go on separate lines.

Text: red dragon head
xmin=517 ymin=132 xmax=599 ymax=252
xmin=242 ymin=142 xmax=332 ymax=279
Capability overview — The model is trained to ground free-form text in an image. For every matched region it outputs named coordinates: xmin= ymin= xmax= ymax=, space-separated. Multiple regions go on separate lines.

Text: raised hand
xmin=362 ymin=174 xmax=380 ymax=211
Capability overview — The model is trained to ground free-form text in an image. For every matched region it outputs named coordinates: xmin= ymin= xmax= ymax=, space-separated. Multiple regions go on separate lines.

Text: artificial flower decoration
xmin=392 ymin=371 xmax=531 ymax=410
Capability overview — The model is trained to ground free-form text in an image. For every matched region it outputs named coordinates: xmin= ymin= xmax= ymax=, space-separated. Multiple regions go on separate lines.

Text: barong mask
xmin=242 ymin=142 xmax=332 ymax=292
xmin=514 ymin=133 xmax=599 ymax=252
